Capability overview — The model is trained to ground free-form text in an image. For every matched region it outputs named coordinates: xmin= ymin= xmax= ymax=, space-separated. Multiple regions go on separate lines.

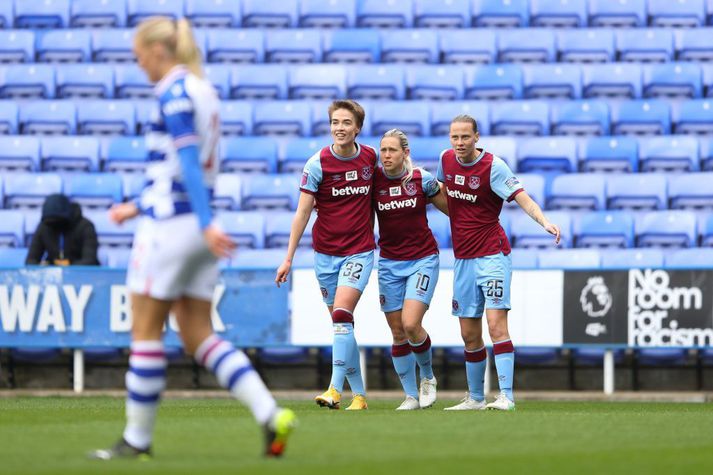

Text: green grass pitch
xmin=1 ymin=397 xmax=712 ymax=474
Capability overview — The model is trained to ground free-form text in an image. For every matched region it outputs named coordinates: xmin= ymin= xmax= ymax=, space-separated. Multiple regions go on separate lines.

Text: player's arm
xmin=429 ymin=187 xmax=449 ymax=216
xmin=275 ymin=192 xmax=315 ymax=287
xmin=514 ymin=191 xmax=561 ymax=245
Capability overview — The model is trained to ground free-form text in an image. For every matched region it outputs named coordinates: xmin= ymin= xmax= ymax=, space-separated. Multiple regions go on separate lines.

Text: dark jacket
xmin=25 ymin=194 xmax=100 ymax=266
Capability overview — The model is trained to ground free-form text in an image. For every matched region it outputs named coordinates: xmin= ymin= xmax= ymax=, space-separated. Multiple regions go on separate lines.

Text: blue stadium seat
xmin=587 ymin=0 xmax=645 ymax=27
xmin=84 ymin=210 xmax=136 ymax=248
xmin=230 ymin=248 xmax=285 ymax=269
xmin=703 ymin=214 xmax=713 ymax=246
xmin=471 ymin=0 xmax=529 ymax=27
xmin=241 ymin=174 xmax=301 ymax=210
xmin=15 ymin=0 xmax=69 ymax=28
xmin=212 ymin=173 xmax=242 ymax=210
xmin=242 ymin=0 xmax=298 ymax=28
xmin=576 ymin=211 xmax=634 ymax=248
xmin=121 ymin=174 xmax=145 ymax=201
xmin=503 ymin=172 xmax=545 ymax=208
xmin=675 ymin=29 xmax=713 ymax=62
xmin=281 ymin=137 xmax=323 ymax=173
xmin=65 ymin=173 xmax=122 ymax=209
xmin=579 ymin=136 xmax=638 ymax=172
xmin=91 ymin=29 xmax=134 ymax=63
xmin=672 ymin=99 xmax=713 ymax=134
xmin=639 ymin=135 xmax=699 ymax=172
xmin=0 ymin=248 xmax=28 ymax=267
xmin=114 ymin=64 xmax=152 ymax=99
xmin=0 ymin=30 xmax=35 ymax=63
xmin=19 ymin=101 xmax=76 ymax=135
xmin=616 ymin=29 xmax=674 ymax=63
xmin=0 ymin=101 xmax=19 ymax=134
xmin=636 ymin=210 xmax=698 ymax=248
xmin=77 ymin=100 xmax=135 ymax=136
xmin=701 ymin=136 xmax=713 ymax=170
xmin=70 ymin=0 xmax=127 ymax=28
xmin=538 ymin=249 xmax=601 ymax=270
xmin=530 ymin=0 xmax=588 ymax=28
xmin=371 ymin=101 xmax=430 ymax=136
xmin=407 ymin=65 xmax=464 ymax=101
xmin=522 ymin=64 xmax=582 ymax=100
xmin=185 ymin=0 xmax=241 ymax=28
xmin=126 ymin=0 xmax=183 ymax=26
xmin=0 ymin=135 xmax=40 ymax=171
xmin=607 ymin=173 xmax=668 ymax=210
xmin=202 ymin=64 xmax=230 ymax=99
xmin=265 ymin=210 xmax=316 ymax=248
xmin=497 ymin=29 xmax=556 ymax=63
xmin=611 ymin=100 xmax=671 ymax=135
xmin=517 ymin=136 xmax=579 ymax=172
xmin=219 ymin=101 xmax=253 ymax=136
xmin=0 ymin=64 xmax=55 ymax=99
xmin=0 ymin=210 xmax=24 ymax=248
xmin=253 ymin=101 xmax=312 ymax=136
xmin=4 ymin=173 xmax=63 ymax=209
xmin=491 ymin=101 xmax=549 ymax=136
xmin=266 ymin=29 xmax=322 ymax=63
xmin=548 ymin=174 xmax=607 ymax=210
xmin=572 ymin=348 xmax=625 ymax=366
xmin=643 ymin=63 xmax=702 ymax=99
xmin=439 ymin=29 xmax=496 ymax=65
xmin=705 ymin=63 xmax=713 ymax=97
xmin=480 ymin=136 xmax=518 ymax=170
xmin=346 ymin=64 xmax=406 ymax=100
xmin=230 ymin=64 xmax=287 ymax=100
xmin=665 ymin=248 xmax=713 ymax=269
xmin=425 ymin=209 xmax=451 ymax=248
xmin=299 ymin=0 xmax=356 ymax=28
xmin=414 ymin=0 xmax=470 ymax=28
xmin=323 ymin=29 xmax=380 ymax=64
xmin=308 ymin=99 xmax=339 ymax=136
xmin=582 ymin=63 xmax=641 ymax=99
xmin=511 ymin=210 xmax=572 ymax=248
xmin=288 ymin=65 xmax=346 ymax=100
xmin=510 ymin=248 xmax=539 ymax=269
xmin=104 ymin=136 xmax=148 ymax=173
xmin=207 ymin=29 xmax=263 ymax=64
xmin=556 ymin=29 xmax=615 ymax=64
xmin=41 ymin=136 xmax=99 ymax=172
xmin=216 ymin=211 xmax=266 ymax=249
xmin=600 ymin=248 xmax=664 ymax=269
xmin=56 ymin=64 xmax=114 ymax=99
xmin=668 ymin=172 xmax=713 ymax=209
xmin=465 ymin=64 xmax=523 ymax=100
xmin=636 ymin=349 xmax=688 ymax=370
xmin=356 ymin=0 xmax=414 ymax=28
xmin=551 ymin=101 xmax=610 ymax=136
xmin=220 ymin=136 xmax=278 ymax=174
xmin=0 ymin=2 xmax=13 ymax=28
xmin=380 ymin=29 xmax=439 ymax=64
xmin=36 ymin=29 xmax=91 ymax=63
xmin=430 ymin=101 xmax=490 ymax=136
xmin=648 ymin=0 xmax=706 ymax=27
xmin=23 ymin=210 xmax=42 ymax=245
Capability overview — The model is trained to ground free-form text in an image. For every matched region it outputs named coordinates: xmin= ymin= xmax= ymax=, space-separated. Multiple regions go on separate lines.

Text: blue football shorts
xmin=378 ymin=253 xmax=439 ymax=313
xmin=313 ymin=250 xmax=374 ymax=305
xmin=451 ymin=252 xmax=512 ymax=318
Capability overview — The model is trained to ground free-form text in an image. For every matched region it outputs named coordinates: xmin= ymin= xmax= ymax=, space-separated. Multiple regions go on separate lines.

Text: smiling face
xmin=449 ymin=121 xmax=480 ymax=162
xmin=330 ymin=108 xmax=360 ymax=148
xmin=380 ymin=136 xmax=408 ymax=175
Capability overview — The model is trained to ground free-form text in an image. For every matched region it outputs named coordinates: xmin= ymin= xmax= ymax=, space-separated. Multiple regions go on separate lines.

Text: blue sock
xmin=392 ymin=343 xmax=418 ymax=399
xmin=493 ymin=340 xmax=515 ymax=401
xmin=345 ymin=333 xmax=365 ymax=396
xmin=329 ymin=323 xmax=352 ymax=392
xmin=409 ymin=334 xmax=434 ymax=380
xmin=464 ymin=347 xmax=487 ymax=402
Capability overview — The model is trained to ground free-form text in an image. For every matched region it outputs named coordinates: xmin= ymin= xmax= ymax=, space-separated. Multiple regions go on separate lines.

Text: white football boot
xmin=443 ymin=394 xmax=487 ymax=411
xmin=419 ymin=376 xmax=437 ymax=409
xmin=395 ymin=396 xmax=421 ymax=411
xmin=486 ymin=392 xmax=516 ymax=411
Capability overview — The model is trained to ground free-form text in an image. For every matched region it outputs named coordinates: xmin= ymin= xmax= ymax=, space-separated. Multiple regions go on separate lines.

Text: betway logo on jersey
xmin=332 ymin=185 xmax=371 ymax=197
xmin=377 ymin=198 xmax=417 ymax=211
xmin=447 ymin=188 xmax=478 ymax=203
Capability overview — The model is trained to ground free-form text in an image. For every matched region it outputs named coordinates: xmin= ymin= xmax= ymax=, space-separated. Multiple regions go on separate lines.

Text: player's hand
xmin=108 ymin=202 xmax=139 ymax=225
xmin=544 ymin=222 xmax=561 ymax=245
xmin=275 ymin=260 xmax=292 ymax=287
xmin=203 ymin=225 xmax=236 ymax=259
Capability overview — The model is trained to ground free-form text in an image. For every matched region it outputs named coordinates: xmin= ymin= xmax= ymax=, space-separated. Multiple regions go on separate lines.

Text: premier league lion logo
xmin=404 ymin=182 xmax=417 ymax=196
xmin=361 ymin=166 xmax=373 ymax=180
xmin=468 ymin=176 xmax=480 ymax=190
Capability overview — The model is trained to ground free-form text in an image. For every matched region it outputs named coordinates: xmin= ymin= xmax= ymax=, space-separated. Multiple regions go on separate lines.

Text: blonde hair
xmin=380 ymin=129 xmax=415 ymax=185
xmin=135 ymin=17 xmax=203 ymax=77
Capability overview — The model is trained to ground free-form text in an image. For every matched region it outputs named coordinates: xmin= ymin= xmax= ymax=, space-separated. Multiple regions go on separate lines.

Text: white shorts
xmin=127 ymin=214 xmax=219 ymax=301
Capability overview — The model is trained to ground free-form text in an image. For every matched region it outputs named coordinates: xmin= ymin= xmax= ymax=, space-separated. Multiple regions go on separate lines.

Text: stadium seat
xmin=14 ymin=0 xmax=69 ymax=28
xmin=185 ymin=0 xmax=241 ymax=28
xmin=647 ymin=0 xmax=706 ymax=27
xmin=121 ymin=174 xmax=145 ymax=201
xmin=530 ymin=0 xmax=588 ymax=28
xmin=70 ymin=0 xmax=127 ymax=28
xmin=548 ymin=174 xmax=607 ymax=210
xmin=220 ymin=136 xmax=278 ymax=174
xmin=497 ymin=29 xmax=556 ymax=63
xmin=114 ymin=64 xmax=152 ymax=99
xmin=0 ymin=64 xmax=55 ymax=99
xmin=84 ymin=210 xmax=137 ymax=248
xmin=430 ymin=101 xmax=490 ymax=136
xmin=701 ymin=136 xmax=713 ymax=171
xmin=675 ymin=29 xmax=713 ymax=62
xmin=253 ymin=101 xmax=311 ymax=136
xmin=551 ymin=101 xmax=610 ymax=136
xmin=414 ymin=0 xmax=470 ymax=28
xmin=491 ymin=101 xmax=549 ymax=136
xmin=219 ymin=101 xmax=253 ymax=136
xmin=36 ymin=29 xmax=91 ymax=63
xmin=309 ymin=99 xmax=339 ymax=136
xmin=664 ymin=248 xmax=713 ymax=269
xmin=371 ymin=101 xmax=430 ymax=136
xmin=230 ymin=65 xmax=287 ymax=100
xmin=0 ymin=135 xmax=40 ymax=171
xmin=538 ymin=249 xmax=601 ymax=270
xmin=0 ymin=247 xmax=28 ymax=267
xmin=212 ymin=173 xmax=242 ymax=211
xmin=241 ymin=174 xmax=301 ymax=210
xmin=0 ymin=210 xmax=24 ymax=248
xmin=126 ymin=0 xmax=183 ymax=26
xmin=266 ymin=29 xmax=322 ymax=63
xmin=522 ymin=64 xmax=582 ymax=100
xmin=668 ymin=172 xmax=713 ymax=209
xmin=616 ymin=29 xmax=674 ymax=63
xmin=323 ymin=29 xmax=380 ymax=64
xmin=705 ymin=63 xmax=713 ymax=97
xmin=582 ymin=63 xmax=641 ymax=99
xmin=380 ymin=29 xmax=439 ymax=64
xmin=407 ymin=65 xmax=464 ymax=101
xmin=636 ymin=210 xmax=698 ymax=248
xmin=702 ymin=214 xmax=713 ymax=246
xmin=607 ymin=173 xmax=668 ymax=210
xmin=265 ymin=210 xmax=316 ymax=248
xmin=356 ymin=0 xmax=414 ymax=28
xmin=242 ymin=0 xmax=298 ymax=28
xmin=0 ymin=30 xmax=35 ymax=63
xmin=206 ymin=29 xmax=263 ymax=63
xmin=19 ymin=101 xmax=76 ymax=135
xmin=643 ymin=63 xmax=702 ymax=99
xmin=104 ymin=136 xmax=148 ymax=173
xmin=129 ymin=101 xmax=156 ymax=134
xmin=230 ymin=248 xmax=285 ymax=269
xmin=579 ymin=136 xmax=639 ymax=172
xmin=556 ymin=29 xmax=615 ymax=64
xmin=41 ymin=136 xmax=100 ymax=172
xmin=439 ymin=29 xmax=495 ymax=65
xmin=673 ymin=99 xmax=713 ymax=134
xmin=288 ymin=65 xmax=346 ymax=100
xmin=77 ymin=100 xmax=135 ymax=136
xmin=503 ymin=172 xmax=545 ymax=208
xmin=299 ymin=0 xmax=356 ymax=28
xmin=639 ymin=135 xmax=699 ymax=172
xmin=215 ymin=211 xmax=266 ymax=249
xmin=571 ymin=348 xmax=626 ymax=366
xmin=517 ymin=137 xmax=577 ymax=173
xmin=479 ymin=136 xmax=518 ymax=170
xmin=511 ymin=210 xmax=572 ymax=248
xmin=600 ymin=248 xmax=664 ymax=269
xmin=576 ymin=211 xmax=634 ymax=248
xmin=346 ymin=64 xmax=406 ymax=101
xmin=23 ymin=210 xmax=42 ymax=245
xmin=280 ymin=137 xmax=323 ymax=173
xmin=65 ymin=173 xmax=122 ymax=209
xmin=611 ymin=100 xmax=671 ymax=136
xmin=587 ymin=0 xmax=645 ymax=27
xmin=91 ymin=29 xmax=134 ymax=63
xmin=471 ymin=0 xmax=529 ymax=28
xmin=0 ymin=2 xmax=12 ymax=28
xmin=510 ymin=248 xmax=539 ymax=269
xmin=56 ymin=64 xmax=114 ymax=99
xmin=0 ymin=101 xmax=19 ymax=134
xmin=4 ymin=173 xmax=63 ymax=209
xmin=465 ymin=64 xmax=523 ymax=100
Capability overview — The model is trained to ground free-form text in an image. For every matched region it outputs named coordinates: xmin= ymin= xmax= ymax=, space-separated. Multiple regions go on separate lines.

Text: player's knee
xmin=403 ymin=321 xmax=422 ymax=340
xmin=332 ymin=308 xmax=354 ymax=325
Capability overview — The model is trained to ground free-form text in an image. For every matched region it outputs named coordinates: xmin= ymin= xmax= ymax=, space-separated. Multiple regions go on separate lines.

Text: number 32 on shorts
xmin=342 ymin=262 xmax=363 ymax=280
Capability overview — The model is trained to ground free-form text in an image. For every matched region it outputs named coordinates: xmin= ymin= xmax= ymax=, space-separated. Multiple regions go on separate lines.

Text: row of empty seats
xmin=4 ymin=0 xmax=713 ymax=30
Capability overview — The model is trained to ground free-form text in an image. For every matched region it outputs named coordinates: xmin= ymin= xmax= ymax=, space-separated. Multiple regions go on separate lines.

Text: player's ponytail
xmin=381 ymin=129 xmax=415 ymax=185
xmin=175 ymin=18 xmax=203 ymax=78
xmin=135 ymin=17 xmax=204 ymax=78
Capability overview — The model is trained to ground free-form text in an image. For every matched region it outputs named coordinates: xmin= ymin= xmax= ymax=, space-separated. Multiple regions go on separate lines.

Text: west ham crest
xmin=404 ymin=182 xmax=417 ymax=196
xmin=468 ymin=175 xmax=480 ymax=190
xmin=361 ymin=166 xmax=373 ymax=180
